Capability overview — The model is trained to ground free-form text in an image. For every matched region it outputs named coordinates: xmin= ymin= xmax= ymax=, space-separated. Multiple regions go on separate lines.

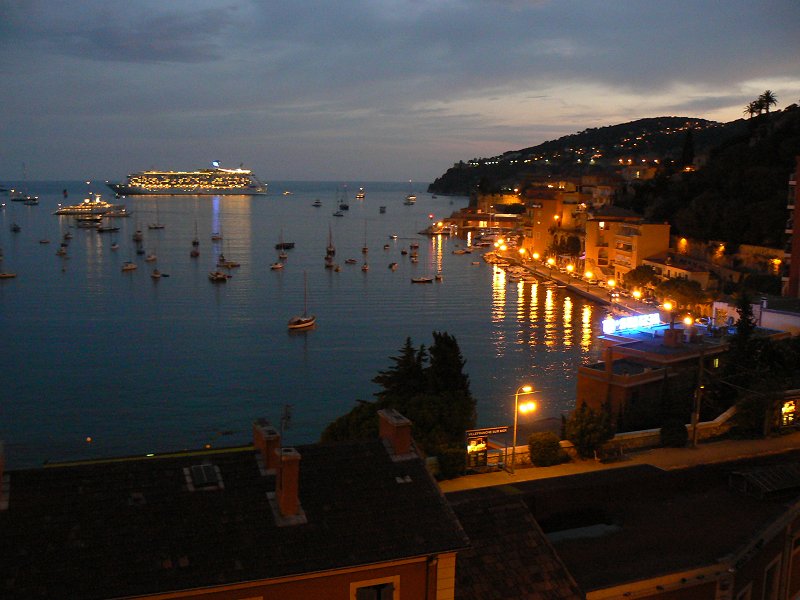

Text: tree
xmin=758 ymin=90 xmax=778 ymax=114
xmin=623 ymin=265 xmax=658 ymax=290
xmin=372 ymin=337 xmax=426 ymax=401
xmin=321 ymin=333 xmax=476 ymax=457
xmin=680 ymin=129 xmax=695 ymax=168
xmin=564 ymin=402 xmax=613 ymax=459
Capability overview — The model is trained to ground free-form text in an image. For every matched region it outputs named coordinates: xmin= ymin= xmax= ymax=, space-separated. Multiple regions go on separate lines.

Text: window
xmin=351 ymin=576 xmax=398 ymax=600
xmin=356 ymin=583 xmax=394 ymax=600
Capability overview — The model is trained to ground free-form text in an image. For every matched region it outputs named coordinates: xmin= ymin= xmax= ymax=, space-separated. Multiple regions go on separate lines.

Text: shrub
xmin=660 ymin=419 xmax=688 ymax=447
xmin=528 ymin=431 xmax=568 ymax=466
xmin=436 ymin=447 xmax=467 ymax=479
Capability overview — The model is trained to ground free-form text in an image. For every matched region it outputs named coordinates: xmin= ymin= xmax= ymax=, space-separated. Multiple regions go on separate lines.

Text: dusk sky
xmin=2 ymin=0 xmax=799 ymax=183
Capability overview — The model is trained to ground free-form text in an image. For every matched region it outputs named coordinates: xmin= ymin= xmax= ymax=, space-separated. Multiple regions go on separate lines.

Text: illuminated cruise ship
xmin=106 ymin=162 xmax=268 ymax=196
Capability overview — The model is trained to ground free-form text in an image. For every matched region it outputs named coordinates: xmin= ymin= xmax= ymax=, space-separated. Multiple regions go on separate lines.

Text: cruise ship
xmin=106 ymin=162 xmax=268 ymax=196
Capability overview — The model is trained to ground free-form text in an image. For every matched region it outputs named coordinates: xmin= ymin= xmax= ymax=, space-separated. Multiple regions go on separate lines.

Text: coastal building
xmin=642 ymin=251 xmax=712 ymax=291
xmin=576 ymin=316 xmax=790 ymax=427
xmin=0 ymin=410 xmax=469 ymax=600
xmin=583 ymin=207 xmax=670 ymax=285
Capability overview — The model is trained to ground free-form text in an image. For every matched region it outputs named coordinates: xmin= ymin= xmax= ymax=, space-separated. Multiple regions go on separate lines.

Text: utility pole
xmin=691 ymin=338 xmax=705 ymax=448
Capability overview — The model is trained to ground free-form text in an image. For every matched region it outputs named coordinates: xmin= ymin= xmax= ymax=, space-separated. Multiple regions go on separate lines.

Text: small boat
xmin=121 ymin=261 xmax=137 ymax=272
xmin=135 ymin=247 xmax=145 ymax=255
xmin=56 ymin=247 xmax=67 ymax=256
xmin=270 ymin=262 xmax=284 ymax=270
xmin=411 ymin=277 xmax=433 ymax=283
xmin=63 ymin=232 xmax=73 ymax=240
xmin=339 ymin=202 xmax=349 ymax=211
xmin=389 ymin=234 xmax=398 ymax=240
xmin=435 ymin=272 xmax=443 ymax=281
xmin=275 ymin=241 xmax=295 ymax=250
xmin=282 ymin=190 xmax=293 ymax=196
xmin=132 ymin=229 xmax=143 ymax=242
xmin=190 ymin=248 xmax=199 ymax=258
xmin=288 ymin=272 xmax=316 ymax=330
xmin=218 ymin=253 xmax=240 ymax=268
xmin=145 ymin=253 xmax=157 ymax=262
xmin=0 ymin=272 xmax=17 ymax=279
xmin=208 ymin=270 xmax=229 ymax=282
xmin=211 ymin=232 xmax=222 ymax=241
xmin=312 ymin=199 xmax=322 ymax=207
xmin=39 ymin=239 xmax=50 ymax=244
xmin=97 ymin=225 xmax=119 ymax=233
xmin=389 ymin=262 xmax=398 ymax=271
xmin=332 ymin=210 xmax=344 ymax=217
xmin=361 ymin=262 xmax=369 ymax=272
xmin=151 ymin=269 xmax=162 ymax=279
xmin=379 ymin=206 xmax=386 ymax=214
xmin=400 ymin=249 xmax=408 ymax=256
xmin=383 ymin=244 xmax=390 ymax=250
xmin=23 ymin=197 xmax=39 ymax=206
xmin=111 ymin=243 xmax=119 ymax=251
xmin=345 ymin=258 xmax=358 ymax=265
xmin=11 ymin=223 xmax=20 ymax=233
xmin=355 ymin=187 xmax=365 ymax=200
xmin=77 ymin=220 xmax=100 ymax=229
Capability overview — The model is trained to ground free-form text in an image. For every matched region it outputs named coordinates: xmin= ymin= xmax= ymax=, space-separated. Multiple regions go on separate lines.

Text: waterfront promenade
xmin=440 ymin=429 xmax=800 ymax=493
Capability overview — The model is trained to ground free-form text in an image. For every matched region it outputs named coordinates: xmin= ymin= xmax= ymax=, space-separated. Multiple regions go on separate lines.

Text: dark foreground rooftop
xmin=448 ymin=453 xmax=800 ymax=593
xmin=1 ymin=440 xmax=468 ymax=599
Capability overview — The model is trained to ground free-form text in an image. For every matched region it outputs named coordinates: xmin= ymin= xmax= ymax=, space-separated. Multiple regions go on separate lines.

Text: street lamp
xmin=511 ymin=385 xmax=537 ymax=474
xmin=663 ymin=300 xmax=675 ymax=329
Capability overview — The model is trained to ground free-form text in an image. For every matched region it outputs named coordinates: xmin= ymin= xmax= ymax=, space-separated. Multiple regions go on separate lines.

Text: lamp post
xmin=511 ymin=385 xmax=537 ymax=474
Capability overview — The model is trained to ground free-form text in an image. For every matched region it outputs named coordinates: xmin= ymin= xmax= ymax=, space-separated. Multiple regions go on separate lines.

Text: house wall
xmin=136 ymin=558 xmax=437 ymax=600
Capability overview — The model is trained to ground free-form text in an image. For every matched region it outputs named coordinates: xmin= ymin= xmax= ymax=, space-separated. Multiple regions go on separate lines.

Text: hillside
xmin=428 ymin=116 xmax=747 ymax=196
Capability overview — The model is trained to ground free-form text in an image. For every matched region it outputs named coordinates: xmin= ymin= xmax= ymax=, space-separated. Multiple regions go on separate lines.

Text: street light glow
xmin=519 ymin=401 xmax=536 ymax=413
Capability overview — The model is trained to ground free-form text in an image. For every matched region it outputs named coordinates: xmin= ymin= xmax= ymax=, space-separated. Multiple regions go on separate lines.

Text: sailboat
xmin=288 ymin=272 xmax=316 ymax=330
xmin=9 ymin=163 xmax=38 ymax=204
xmin=277 ymin=229 xmax=289 ymax=260
xmin=324 ymin=223 xmax=336 ymax=269
xmin=404 ymin=180 xmax=417 ymax=205
xmin=361 ymin=219 xmax=368 ymax=254
xmin=148 ymin=198 xmax=165 ymax=229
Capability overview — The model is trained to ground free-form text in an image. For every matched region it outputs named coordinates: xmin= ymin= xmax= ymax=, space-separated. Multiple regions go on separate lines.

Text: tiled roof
xmin=0 ymin=440 xmax=468 ymax=599
xmin=449 ymin=487 xmax=583 ymax=600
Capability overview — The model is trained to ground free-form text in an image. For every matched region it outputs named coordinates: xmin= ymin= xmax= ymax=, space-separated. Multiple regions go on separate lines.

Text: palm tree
xmin=743 ymin=101 xmax=760 ymax=118
xmin=758 ymin=90 xmax=778 ymax=113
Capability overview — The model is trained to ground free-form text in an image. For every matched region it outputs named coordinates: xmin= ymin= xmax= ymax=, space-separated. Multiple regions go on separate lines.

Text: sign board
xmin=602 ymin=312 xmax=661 ymax=335
xmin=465 ymin=426 xmax=509 ymax=468
xmin=466 ymin=426 xmax=509 ymax=439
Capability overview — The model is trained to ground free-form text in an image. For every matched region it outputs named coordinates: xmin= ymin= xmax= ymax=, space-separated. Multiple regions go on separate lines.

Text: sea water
xmin=0 ymin=180 xmax=605 ymax=467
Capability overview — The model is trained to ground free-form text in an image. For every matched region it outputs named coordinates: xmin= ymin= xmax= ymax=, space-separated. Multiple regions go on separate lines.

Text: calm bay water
xmin=0 ymin=180 xmax=605 ymax=468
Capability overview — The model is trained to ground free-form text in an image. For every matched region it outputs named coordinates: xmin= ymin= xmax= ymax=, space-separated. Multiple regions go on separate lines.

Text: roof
xmin=0 ymin=440 xmax=468 ymax=599
xmin=449 ymin=488 xmax=583 ymax=600
xmin=455 ymin=457 xmax=800 ymax=592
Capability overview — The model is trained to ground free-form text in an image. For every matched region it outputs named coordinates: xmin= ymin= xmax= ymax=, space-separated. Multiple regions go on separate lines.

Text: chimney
xmin=253 ymin=419 xmax=281 ymax=472
xmin=378 ymin=408 xmax=413 ymax=458
xmin=276 ymin=447 xmax=302 ymax=518
xmin=663 ymin=327 xmax=683 ymax=348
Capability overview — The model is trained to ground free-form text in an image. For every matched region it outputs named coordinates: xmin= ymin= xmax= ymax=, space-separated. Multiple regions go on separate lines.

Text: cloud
xmin=1 ymin=0 xmax=799 ymax=180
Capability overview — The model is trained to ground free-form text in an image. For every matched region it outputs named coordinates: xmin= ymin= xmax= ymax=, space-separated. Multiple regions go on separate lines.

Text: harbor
xmin=0 ymin=180 xmax=609 ymax=468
